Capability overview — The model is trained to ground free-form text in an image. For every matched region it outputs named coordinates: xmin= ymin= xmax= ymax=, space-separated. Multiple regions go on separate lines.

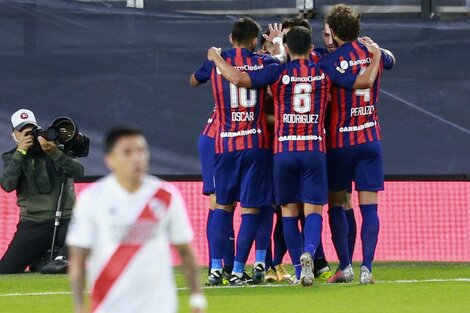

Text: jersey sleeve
xmin=319 ymin=60 xmax=357 ymax=90
xmin=167 ymin=186 xmax=194 ymax=245
xmin=380 ymin=49 xmax=395 ymax=70
xmin=193 ymin=60 xmax=214 ymax=84
xmin=261 ymin=54 xmax=281 ymax=66
xmin=248 ymin=64 xmax=282 ymax=89
xmin=66 ymin=188 xmax=96 ymax=249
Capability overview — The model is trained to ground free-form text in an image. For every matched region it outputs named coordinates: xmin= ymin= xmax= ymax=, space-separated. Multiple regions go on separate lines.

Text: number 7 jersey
xmin=193 ymin=48 xmax=279 ymax=153
xmin=319 ymin=40 xmax=394 ymax=149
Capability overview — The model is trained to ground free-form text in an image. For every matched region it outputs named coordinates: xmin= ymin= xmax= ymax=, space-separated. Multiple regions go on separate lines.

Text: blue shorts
xmin=327 ymin=141 xmax=384 ymax=192
xmin=214 ymin=149 xmax=274 ymax=207
xmin=273 ymin=151 xmax=327 ymax=205
xmin=197 ymin=134 xmax=215 ymax=195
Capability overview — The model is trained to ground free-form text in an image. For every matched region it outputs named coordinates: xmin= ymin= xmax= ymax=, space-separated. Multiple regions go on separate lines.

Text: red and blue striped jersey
xmin=194 ymin=48 xmax=279 ymax=153
xmin=249 ymin=59 xmax=332 ymax=154
xmin=320 ymin=40 xmax=395 ymax=149
xmin=309 ymin=50 xmax=322 ymax=64
xmin=201 ymin=106 xmax=217 ymax=138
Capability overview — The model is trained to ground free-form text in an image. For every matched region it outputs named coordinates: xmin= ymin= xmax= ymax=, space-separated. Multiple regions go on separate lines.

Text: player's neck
xmin=290 ymin=54 xmax=309 ymax=61
xmin=232 ymin=44 xmax=253 ymax=51
xmin=115 ymin=175 xmax=143 ymax=193
xmin=333 ymin=36 xmax=346 ymax=47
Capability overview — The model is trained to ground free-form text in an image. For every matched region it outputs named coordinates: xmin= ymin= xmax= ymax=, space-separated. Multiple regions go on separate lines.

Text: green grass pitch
xmin=1 ymin=262 xmax=470 ymax=313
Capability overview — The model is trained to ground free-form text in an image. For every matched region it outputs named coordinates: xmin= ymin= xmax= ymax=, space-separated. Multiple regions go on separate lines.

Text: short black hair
xmin=281 ymin=17 xmax=312 ymax=33
xmin=325 ymin=4 xmax=361 ymax=41
xmin=286 ymin=26 xmax=312 ymax=56
xmin=231 ymin=17 xmax=261 ymax=46
xmin=104 ymin=126 xmax=144 ymax=154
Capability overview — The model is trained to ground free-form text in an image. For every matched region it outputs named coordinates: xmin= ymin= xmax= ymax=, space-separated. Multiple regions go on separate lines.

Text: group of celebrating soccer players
xmin=190 ymin=3 xmax=395 ymax=287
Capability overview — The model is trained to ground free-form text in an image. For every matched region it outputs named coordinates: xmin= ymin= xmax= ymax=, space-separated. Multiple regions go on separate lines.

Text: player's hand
xmin=263 ymin=23 xmax=283 ymax=43
xmin=359 ymin=37 xmax=381 ymax=56
xmin=38 ymin=136 xmax=59 ymax=154
xmin=207 ymin=47 xmax=222 ymax=61
xmin=17 ymin=128 xmax=34 ymax=151
xmin=191 ymin=308 xmax=205 ymax=313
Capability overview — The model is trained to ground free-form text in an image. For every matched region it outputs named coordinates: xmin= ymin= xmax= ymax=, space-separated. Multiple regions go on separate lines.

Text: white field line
xmin=1 ymin=278 xmax=470 ymax=297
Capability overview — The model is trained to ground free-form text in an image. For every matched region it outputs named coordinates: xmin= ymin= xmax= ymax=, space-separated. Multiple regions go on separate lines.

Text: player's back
xmin=211 ymin=48 xmax=276 ymax=153
xmin=200 ymin=106 xmax=217 ymax=138
xmin=320 ymin=40 xmax=393 ymax=149
xmin=270 ymin=59 xmax=331 ymax=154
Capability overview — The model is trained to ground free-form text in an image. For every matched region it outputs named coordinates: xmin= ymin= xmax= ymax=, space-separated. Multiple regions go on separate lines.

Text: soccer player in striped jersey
xmin=194 ymin=107 xmax=235 ymax=284
xmin=319 ymin=4 xmax=396 ymax=284
xmin=190 ymin=17 xmax=281 ymax=286
xmin=320 ymin=21 xmax=358 ymax=266
xmin=282 ymin=17 xmax=322 ymax=64
xmin=207 ymin=26 xmax=382 ymax=286
xmin=281 ymin=17 xmax=334 ymax=281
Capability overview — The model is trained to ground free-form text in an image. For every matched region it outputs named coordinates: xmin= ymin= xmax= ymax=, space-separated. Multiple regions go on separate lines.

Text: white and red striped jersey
xmin=66 ymin=175 xmax=194 ymax=313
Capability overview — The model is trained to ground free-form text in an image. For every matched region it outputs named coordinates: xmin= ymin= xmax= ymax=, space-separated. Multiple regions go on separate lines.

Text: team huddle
xmin=190 ymin=4 xmax=395 ymax=287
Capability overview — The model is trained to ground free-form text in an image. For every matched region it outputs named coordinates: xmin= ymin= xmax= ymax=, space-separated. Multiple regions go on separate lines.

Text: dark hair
xmin=231 ymin=17 xmax=261 ymax=46
xmin=286 ymin=26 xmax=312 ymax=56
xmin=281 ymin=17 xmax=312 ymax=33
xmin=325 ymin=4 xmax=361 ymax=42
xmin=104 ymin=126 xmax=144 ymax=154
xmin=260 ymin=29 xmax=270 ymax=47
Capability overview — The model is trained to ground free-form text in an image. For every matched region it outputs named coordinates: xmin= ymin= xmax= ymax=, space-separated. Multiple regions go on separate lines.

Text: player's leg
xmin=264 ymin=238 xmax=277 ymax=282
xmin=354 ymin=141 xmax=384 ymax=284
xmin=313 ymin=238 xmax=332 ymax=280
xmin=231 ymin=206 xmax=259 ymax=285
xmin=344 ymin=190 xmax=357 ymax=264
xmin=271 ymin=207 xmax=290 ymax=282
xmin=230 ymin=149 xmax=273 ymax=285
xmin=300 ymin=151 xmax=328 ymax=286
xmin=326 ymin=147 xmax=354 ymax=283
xmin=0 ymin=220 xmax=52 ymax=274
xmin=209 ymin=151 xmax=239 ymax=285
xmin=281 ymin=204 xmax=302 ymax=283
xmin=253 ymin=205 xmax=275 ymax=283
xmin=223 ymin=209 xmax=235 ymax=278
xmin=197 ymin=134 xmax=217 ymax=277
xmin=251 ymin=151 xmax=275 ymax=283
xmin=275 ymin=152 xmax=303 ymax=283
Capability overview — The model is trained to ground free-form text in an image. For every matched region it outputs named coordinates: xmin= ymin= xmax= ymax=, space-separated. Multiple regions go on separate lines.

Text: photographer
xmin=0 ymin=109 xmax=84 ymax=274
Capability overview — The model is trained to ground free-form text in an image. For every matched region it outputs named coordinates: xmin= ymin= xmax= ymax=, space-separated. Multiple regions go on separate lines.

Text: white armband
xmin=272 ymin=36 xmax=283 ymax=46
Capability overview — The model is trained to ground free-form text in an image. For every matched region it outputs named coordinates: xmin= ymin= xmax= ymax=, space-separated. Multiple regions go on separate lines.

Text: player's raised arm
xmin=207 ymin=47 xmax=253 ymax=88
xmin=263 ymin=23 xmax=286 ymax=63
xmin=352 ymin=37 xmax=382 ymax=89
xmin=361 ymin=36 xmax=396 ymax=69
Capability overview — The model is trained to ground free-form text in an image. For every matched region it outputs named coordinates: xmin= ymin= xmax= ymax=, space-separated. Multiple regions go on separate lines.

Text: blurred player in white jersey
xmin=67 ymin=126 xmax=206 ymax=313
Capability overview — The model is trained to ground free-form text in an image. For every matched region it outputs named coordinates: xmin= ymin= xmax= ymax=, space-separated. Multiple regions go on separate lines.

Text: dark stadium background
xmin=0 ymin=0 xmax=469 ymax=176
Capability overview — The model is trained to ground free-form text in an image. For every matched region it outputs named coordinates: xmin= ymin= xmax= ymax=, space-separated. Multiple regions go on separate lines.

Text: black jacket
xmin=1 ymin=147 xmax=84 ymax=222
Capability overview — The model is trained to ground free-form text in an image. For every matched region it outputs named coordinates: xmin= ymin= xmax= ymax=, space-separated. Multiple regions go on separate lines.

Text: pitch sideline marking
xmin=2 ymin=278 xmax=470 ymax=297
xmin=380 ymin=89 xmax=470 ymax=135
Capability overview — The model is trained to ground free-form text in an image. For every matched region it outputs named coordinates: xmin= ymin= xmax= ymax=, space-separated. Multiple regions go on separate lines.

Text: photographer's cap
xmin=11 ymin=109 xmax=38 ymax=131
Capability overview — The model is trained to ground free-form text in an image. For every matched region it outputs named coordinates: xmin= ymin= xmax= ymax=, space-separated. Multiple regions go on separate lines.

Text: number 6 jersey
xmin=193 ymin=48 xmax=279 ymax=153
xmin=248 ymin=58 xmax=333 ymax=154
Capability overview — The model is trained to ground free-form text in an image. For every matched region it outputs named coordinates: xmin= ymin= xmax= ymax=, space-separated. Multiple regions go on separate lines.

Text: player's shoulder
xmin=256 ymin=53 xmax=281 ymax=65
xmin=314 ymin=47 xmax=328 ymax=57
xmin=145 ymin=175 xmax=182 ymax=199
